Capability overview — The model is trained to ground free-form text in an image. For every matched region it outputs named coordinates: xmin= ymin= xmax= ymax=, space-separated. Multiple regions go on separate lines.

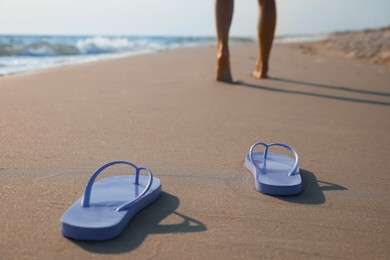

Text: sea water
xmin=0 ymin=34 xmax=327 ymax=77
xmin=0 ymin=35 xmax=249 ymax=76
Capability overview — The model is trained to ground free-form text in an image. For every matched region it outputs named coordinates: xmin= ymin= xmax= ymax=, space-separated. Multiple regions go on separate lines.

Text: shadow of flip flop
xmin=274 ymin=169 xmax=347 ymax=205
xmin=73 ymin=191 xmax=207 ymax=254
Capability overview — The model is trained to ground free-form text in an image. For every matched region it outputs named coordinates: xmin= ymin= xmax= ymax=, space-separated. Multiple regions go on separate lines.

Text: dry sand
xmin=299 ymin=26 xmax=390 ymax=67
xmin=0 ymin=41 xmax=390 ymax=259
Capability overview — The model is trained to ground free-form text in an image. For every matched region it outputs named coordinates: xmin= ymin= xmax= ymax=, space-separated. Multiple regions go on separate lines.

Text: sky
xmin=0 ymin=0 xmax=389 ymax=36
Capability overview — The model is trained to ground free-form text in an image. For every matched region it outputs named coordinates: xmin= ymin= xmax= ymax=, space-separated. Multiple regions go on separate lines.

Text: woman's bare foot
xmin=252 ymin=70 xmax=268 ymax=79
xmin=252 ymin=64 xmax=268 ymax=79
xmin=216 ymin=52 xmax=233 ymax=83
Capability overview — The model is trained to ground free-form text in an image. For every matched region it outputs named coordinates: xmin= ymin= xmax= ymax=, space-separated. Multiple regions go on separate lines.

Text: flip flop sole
xmin=245 ymin=152 xmax=302 ymax=195
xmin=61 ymin=175 xmax=161 ymax=241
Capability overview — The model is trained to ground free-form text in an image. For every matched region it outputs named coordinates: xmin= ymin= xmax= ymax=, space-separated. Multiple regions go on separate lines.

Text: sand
xmin=299 ymin=26 xmax=390 ymax=67
xmin=0 ymin=41 xmax=390 ymax=259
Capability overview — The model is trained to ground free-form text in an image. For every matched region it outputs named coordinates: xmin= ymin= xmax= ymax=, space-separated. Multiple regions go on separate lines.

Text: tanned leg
xmin=253 ymin=0 xmax=276 ymax=79
xmin=215 ymin=0 xmax=234 ymax=82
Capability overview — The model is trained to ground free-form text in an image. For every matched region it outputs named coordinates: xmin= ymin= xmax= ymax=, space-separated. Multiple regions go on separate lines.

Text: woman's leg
xmin=253 ymin=0 xmax=276 ymax=79
xmin=215 ymin=0 xmax=234 ymax=82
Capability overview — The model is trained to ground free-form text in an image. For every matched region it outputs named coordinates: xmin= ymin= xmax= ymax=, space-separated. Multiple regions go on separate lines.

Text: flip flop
xmin=244 ymin=142 xmax=302 ymax=195
xmin=61 ymin=161 xmax=162 ymax=241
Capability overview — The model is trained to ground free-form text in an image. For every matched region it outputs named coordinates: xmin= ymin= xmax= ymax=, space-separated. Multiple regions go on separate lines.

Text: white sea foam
xmin=75 ymin=37 xmax=135 ymax=54
xmin=1 ymin=34 xmax=324 ymax=77
xmin=0 ymin=35 xmax=222 ymax=76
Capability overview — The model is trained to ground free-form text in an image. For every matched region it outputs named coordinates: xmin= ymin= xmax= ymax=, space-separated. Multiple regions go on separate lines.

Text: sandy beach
xmin=299 ymin=26 xmax=390 ymax=67
xmin=1 ymin=39 xmax=390 ymax=259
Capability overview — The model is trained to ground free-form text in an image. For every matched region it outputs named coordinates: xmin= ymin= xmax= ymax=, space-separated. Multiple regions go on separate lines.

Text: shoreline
xmin=0 ymin=28 xmax=390 ymax=77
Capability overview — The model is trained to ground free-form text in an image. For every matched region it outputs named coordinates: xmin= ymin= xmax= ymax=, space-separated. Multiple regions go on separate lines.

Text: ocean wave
xmin=0 ymin=41 xmax=79 ymax=56
xmin=0 ymin=36 xmax=143 ymax=56
xmin=0 ymin=34 xmax=240 ymax=76
xmin=0 ymin=35 xmax=218 ymax=57
xmin=76 ymin=37 xmax=136 ymax=54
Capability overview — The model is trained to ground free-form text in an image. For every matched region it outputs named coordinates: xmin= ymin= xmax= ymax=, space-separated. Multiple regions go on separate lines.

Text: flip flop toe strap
xmin=249 ymin=142 xmax=299 ymax=176
xmin=80 ymin=161 xmax=154 ymax=212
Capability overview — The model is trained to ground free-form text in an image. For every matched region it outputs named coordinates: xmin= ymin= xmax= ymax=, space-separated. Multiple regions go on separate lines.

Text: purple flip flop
xmin=61 ymin=161 xmax=161 ymax=241
xmin=245 ymin=142 xmax=302 ymax=195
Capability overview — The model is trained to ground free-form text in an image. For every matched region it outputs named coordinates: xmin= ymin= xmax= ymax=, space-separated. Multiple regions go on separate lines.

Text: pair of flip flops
xmin=61 ymin=142 xmax=301 ymax=241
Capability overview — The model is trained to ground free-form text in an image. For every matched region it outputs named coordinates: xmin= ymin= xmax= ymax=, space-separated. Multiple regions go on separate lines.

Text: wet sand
xmin=0 ymin=41 xmax=390 ymax=259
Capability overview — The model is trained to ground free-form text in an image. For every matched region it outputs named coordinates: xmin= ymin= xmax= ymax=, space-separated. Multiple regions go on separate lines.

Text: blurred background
xmin=1 ymin=0 xmax=389 ymax=75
